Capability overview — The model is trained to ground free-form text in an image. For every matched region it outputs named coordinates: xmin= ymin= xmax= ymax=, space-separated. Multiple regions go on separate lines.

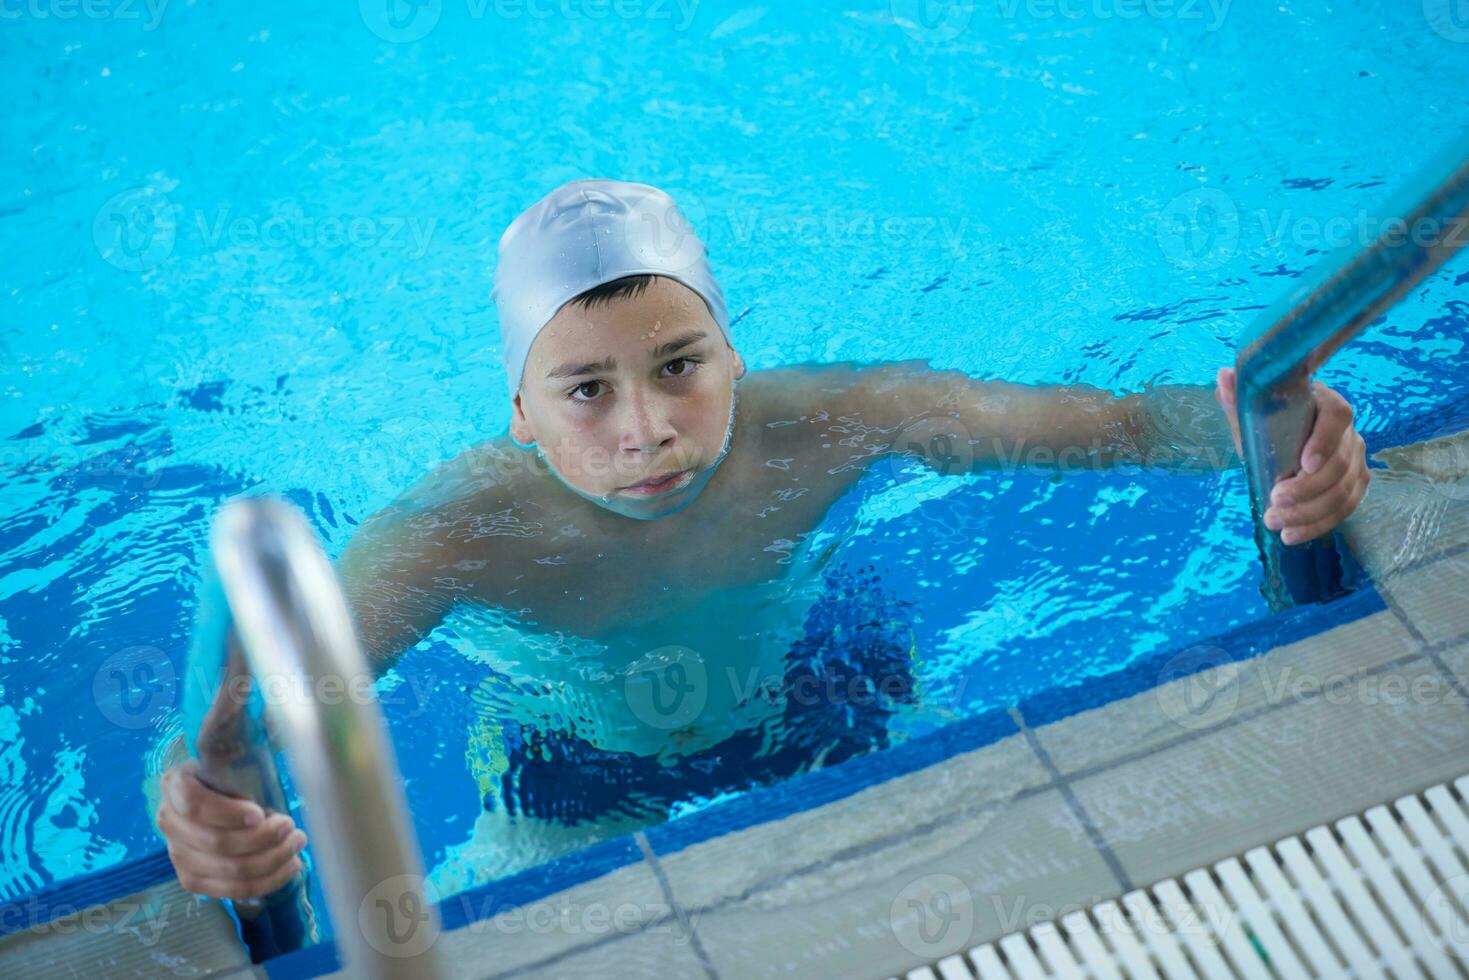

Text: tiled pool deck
xmin=5 ymin=430 xmax=1468 ymax=979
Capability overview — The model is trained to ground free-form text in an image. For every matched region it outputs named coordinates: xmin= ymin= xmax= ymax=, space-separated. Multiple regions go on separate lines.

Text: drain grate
xmin=891 ymin=775 xmax=1469 ymax=979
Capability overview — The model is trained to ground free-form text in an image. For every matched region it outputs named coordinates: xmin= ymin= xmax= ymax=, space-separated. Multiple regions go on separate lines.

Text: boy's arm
xmin=145 ymin=501 xmax=451 ymax=820
xmin=335 ymin=448 xmax=528 ymax=675
xmin=336 ymin=504 xmax=460 ymax=678
xmin=807 ymin=359 xmax=1369 ymax=543
xmin=804 ymin=358 xmax=1236 ymax=472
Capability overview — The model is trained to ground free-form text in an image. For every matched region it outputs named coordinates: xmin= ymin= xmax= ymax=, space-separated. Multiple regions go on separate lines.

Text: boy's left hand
xmin=1214 ymin=367 xmax=1371 ymax=545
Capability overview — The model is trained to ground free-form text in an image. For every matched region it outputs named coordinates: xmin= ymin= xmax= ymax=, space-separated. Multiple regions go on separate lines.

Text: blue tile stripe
xmin=15 ymin=580 xmax=1385 ymax=968
xmin=1018 ymin=583 xmax=1386 ymax=730
xmin=260 ymin=578 xmax=1388 ymax=977
xmin=0 ymin=573 xmax=1395 ymax=962
xmin=0 ymin=850 xmax=177 ymax=940
xmin=7 ymin=399 xmax=1461 ymax=962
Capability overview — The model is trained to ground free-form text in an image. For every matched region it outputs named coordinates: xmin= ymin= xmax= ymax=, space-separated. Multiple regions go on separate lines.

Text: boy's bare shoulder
xmin=343 ymin=437 xmax=549 ymax=571
xmin=741 ymin=361 xmax=886 ymax=428
xmin=737 ymin=362 xmax=896 ymax=465
xmin=732 ymin=362 xmax=904 ymax=492
xmin=338 ymin=436 xmax=556 ymax=664
xmin=392 ymin=436 xmax=557 ymax=543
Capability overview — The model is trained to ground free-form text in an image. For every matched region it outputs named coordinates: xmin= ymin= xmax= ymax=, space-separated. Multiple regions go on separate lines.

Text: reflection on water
xmin=5 ymin=0 xmax=1469 ymax=915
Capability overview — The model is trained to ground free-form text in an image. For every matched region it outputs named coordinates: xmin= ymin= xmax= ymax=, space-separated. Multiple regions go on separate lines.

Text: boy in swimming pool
xmin=154 ymin=179 xmax=1371 ymax=901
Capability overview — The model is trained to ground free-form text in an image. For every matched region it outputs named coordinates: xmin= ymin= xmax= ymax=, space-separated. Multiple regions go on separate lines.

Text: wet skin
xmin=156 ymin=276 xmax=1371 ymax=895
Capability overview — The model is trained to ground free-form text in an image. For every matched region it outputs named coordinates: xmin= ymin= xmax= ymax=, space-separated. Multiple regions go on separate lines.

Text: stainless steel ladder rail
xmin=184 ymin=497 xmax=444 ymax=978
xmin=1237 ymin=134 xmax=1469 ymax=609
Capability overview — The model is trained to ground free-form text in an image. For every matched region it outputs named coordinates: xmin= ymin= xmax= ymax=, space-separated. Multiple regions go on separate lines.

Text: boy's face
xmin=511 ymin=276 xmax=746 ymax=520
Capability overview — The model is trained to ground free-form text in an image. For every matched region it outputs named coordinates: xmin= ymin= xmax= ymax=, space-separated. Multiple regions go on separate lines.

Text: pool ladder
xmin=184 ymin=497 xmax=444 ymax=977
xmin=1237 ymin=134 xmax=1469 ymax=609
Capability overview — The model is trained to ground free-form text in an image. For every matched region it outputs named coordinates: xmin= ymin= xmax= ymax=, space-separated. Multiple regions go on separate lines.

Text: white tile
xmin=0 ymin=880 xmax=251 ymax=979
xmin=1379 ymin=549 xmax=1469 ymax=646
xmin=654 ymin=732 xmax=1049 ymax=913
xmin=650 ymin=737 xmax=1116 ymax=979
xmin=312 ymin=857 xmax=676 ymax=979
xmin=1069 ymin=651 xmax=1469 ymax=889
xmin=1030 ymin=611 xmax=1419 ymax=777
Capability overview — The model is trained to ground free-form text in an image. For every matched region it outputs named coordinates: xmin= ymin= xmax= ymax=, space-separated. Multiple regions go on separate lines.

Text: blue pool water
xmin=3 ymin=0 xmax=1469 ymax=912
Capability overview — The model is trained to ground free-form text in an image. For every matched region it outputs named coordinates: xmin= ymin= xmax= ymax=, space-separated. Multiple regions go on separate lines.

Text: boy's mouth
xmin=618 ymin=468 xmax=695 ymax=497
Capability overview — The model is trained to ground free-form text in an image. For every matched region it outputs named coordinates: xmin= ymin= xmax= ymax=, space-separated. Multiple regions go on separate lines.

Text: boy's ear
xmin=731 ymin=347 xmax=746 ymax=381
xmin=510 ymin=393 xmax=535 ymax=446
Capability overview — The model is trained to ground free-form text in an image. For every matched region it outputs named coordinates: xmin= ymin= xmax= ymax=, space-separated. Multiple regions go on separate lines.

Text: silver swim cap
xmin=491 ymin=179 xmax=731 ymax=396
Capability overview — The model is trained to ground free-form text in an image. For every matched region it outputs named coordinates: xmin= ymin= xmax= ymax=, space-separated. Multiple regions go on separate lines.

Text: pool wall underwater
xmin=15 ymin=387 xmax=1463 ymax=974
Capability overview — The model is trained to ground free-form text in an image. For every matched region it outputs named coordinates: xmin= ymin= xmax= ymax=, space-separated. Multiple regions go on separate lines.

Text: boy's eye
xmin=567 ymin=358 xmax=701 ymax=402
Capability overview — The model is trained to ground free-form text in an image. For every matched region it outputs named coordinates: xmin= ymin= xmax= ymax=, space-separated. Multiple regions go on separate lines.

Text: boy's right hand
xmin=156 ymin=759 xmax=308 ymax=901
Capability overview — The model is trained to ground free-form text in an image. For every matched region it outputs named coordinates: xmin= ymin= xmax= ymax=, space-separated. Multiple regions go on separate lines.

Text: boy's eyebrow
xmin=545 ymin=331 xmax=710 ymax=380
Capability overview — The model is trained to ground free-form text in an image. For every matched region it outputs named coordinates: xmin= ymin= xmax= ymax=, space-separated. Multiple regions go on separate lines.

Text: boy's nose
xmin=618 ymin=390 xmax=678 ymax=454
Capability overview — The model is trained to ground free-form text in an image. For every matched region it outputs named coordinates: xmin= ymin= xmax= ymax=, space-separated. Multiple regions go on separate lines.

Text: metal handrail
xmin=1237 ymin=134 xmax=1469 ymax=609
xmin=183 ymin=497 xmax=444 ymax=977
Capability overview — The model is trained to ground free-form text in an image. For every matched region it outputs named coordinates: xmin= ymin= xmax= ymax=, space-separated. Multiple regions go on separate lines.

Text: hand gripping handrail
xmin=1236 ymin=134 xmax=1469 ymax=609
xmin=184 ymin=497 xmax=444 ymax=977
